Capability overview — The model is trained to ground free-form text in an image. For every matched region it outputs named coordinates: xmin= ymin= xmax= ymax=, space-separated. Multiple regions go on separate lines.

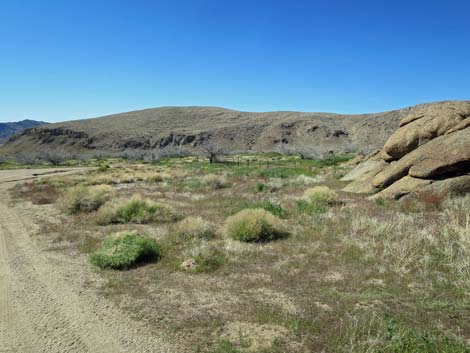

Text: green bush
xmin=96 ymin=194 xmax=180 ymax=224
xmin=90 ymin=232 xmax=161 ymax=270
xmin=224 ymin=208 xmax=287 ymax=242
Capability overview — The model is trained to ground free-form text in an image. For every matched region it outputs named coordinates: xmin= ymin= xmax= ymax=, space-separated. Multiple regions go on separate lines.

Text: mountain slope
xmin=0 ymin=120 xmax=48 ymax=144
xmin=1 ymin=102 xmax=464 ymax=160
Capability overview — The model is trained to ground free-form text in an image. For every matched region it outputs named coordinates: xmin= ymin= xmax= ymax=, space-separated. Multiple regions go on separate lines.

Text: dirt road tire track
xmin=0 ymin=169 xmax=175 ymax=353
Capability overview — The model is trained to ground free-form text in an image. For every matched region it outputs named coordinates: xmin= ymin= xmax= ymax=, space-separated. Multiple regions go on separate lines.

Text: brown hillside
xmin=1 ymin=103 xmax=460 ymax=160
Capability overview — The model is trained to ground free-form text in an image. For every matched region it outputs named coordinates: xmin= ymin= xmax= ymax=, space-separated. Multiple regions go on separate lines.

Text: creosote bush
xmin=96 ymin=194 xmax=180 ymax=225
xmin=224 ymin=208 xmax=287 ymax=242
xmin=60 ymin=184 xmax=114 ymax=214
xmin=173 ymin=216 xmax=215 ymax=240
xmin=90 ymin=231 xmax=161 ymax=270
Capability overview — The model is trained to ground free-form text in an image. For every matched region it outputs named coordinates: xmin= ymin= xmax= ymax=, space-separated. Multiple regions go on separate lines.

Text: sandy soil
xmin=0 ymin=169 xmax=175 ymax=353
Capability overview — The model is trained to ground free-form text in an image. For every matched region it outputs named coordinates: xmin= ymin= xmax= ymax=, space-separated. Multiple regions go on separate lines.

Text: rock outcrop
xmin=343 ymin=101 xmax=470 ymax=199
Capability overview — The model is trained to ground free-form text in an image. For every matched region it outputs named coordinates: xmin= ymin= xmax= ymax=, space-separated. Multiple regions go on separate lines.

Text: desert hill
xmin=0 ymin=119 xmax=47 ymax=145
xmin=0 ymin=102 xmax=464 ymax=161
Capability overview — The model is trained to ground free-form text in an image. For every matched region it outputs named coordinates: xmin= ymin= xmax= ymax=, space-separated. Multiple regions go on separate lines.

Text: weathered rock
xmin=344 ymin=101 xmax=470 ymax=199
xmin=383 ymin=101 xmax=470 ymax=160
xmin=369 ymin=176 xmax=433 ymax=200
xmin=342 ymin=159 xmax=387 ymax=193
xmin=342 ymin=159 xmax=385 ymax=182
xmin=373 ymin=128 xmax=470 ymax=188
xmin=414 ymin=175 xmax=470 ymax=196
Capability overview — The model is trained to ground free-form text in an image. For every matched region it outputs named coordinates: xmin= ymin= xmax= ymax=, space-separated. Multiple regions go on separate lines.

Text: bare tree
xmin=200 ymin=141 xmax=225 ymax=163
xmin=39 ymin=151 xmax=67 ymax=166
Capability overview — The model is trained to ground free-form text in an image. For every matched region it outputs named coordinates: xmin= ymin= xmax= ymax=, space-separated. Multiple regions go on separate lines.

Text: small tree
xmin=40 ymin=151 xmax=67 ymax=166
xmin=200 ymin=141 xmax=225 ymax=163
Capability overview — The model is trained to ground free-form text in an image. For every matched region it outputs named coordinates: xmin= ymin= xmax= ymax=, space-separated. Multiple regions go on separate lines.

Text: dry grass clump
xmin=335 ymin=312 xmax=470 ymax=353
xmin=96 ymin=194 xmax=180 ymax=225
xmin=90 ymin=231 xmax=161 ymax=270
xmin=146 ymin=174 xmax=164 ymax=183
xmin=201 ymin=174 xmax=229 ymax=189
xmin=443 ymin=194 xmax=470 ymax=213
xmin=86 ymin=174 xmax=118 ymax=185
xmin=224 ymin=208 xmax=287 ymax=242
xmin=173 ymin=216 xmax=215 ymax=240
xmin=292 ymin=174 xmax=325 ymax=185
xmin=303 ymin=186 xmax=338 ymax=204
xmin=60 ymin=185 xmax=114 ymax=214
xmin=343 ymin=207 xmax=470 ymax=288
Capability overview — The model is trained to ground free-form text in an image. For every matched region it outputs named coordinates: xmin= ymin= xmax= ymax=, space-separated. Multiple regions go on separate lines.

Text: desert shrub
xmin=194 ymin=247 xmax=226 ymax=273
xmin=90 ymin=232 xmax=161 ymax=270
xmin=224 ymin=208 xmax=287 ymax=242
xmin=146 ymin=174 xmax=164 ymax=183
xmin=96 ymin=194 xmax=180 ymax=225
xmin=202 ymin=174 xmax=229 ymax=189
xmin=60 ymin=185 xmax=114 ymax=214
xmin=173 ymin=216 xmax=215 ymax=239
xmin=303 ymin=186 xmax=338 ymax=205
xmin=296 ymin=186 xmax=339 ymax=215
xmin=183 ymin=244 xmax=226 ymax=273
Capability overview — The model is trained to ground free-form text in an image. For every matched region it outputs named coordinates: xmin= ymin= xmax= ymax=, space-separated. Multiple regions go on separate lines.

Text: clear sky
xmin=1 ymin=0 xmax=469 ymax=123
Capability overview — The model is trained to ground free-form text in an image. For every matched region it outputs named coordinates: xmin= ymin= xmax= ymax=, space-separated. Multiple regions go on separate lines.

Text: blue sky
xmin=1 ymin=0 xmax=469 ymax=123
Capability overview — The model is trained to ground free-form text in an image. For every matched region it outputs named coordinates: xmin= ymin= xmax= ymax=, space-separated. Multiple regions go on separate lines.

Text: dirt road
xmin=0 ymin=169 xmax=174 ymax=353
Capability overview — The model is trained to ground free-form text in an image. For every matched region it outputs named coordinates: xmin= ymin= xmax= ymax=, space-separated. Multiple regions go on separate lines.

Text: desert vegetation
xmin=9 ymin=153 xmax=470 ymax=353
xmin=90 ymin=231 xmax=161 ymax=270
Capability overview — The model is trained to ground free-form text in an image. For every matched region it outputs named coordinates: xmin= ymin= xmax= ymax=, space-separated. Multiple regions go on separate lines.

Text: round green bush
xmin=224 ymin=208 xmax=286 ymax=242
xmin=90 ymin=232 xmax=161 ymax=270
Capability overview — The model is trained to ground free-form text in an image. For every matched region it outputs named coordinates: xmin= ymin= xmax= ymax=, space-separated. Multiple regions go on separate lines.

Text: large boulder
xmin=343 ymin=101 xmax=470 ymax=199
xmin=342 ymin=159 xmax=387 ymax=193
xmin=370 ymin=176 xmax=433 ymax=200
xmin=383 ymin=101 xmax=470 ymax=160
